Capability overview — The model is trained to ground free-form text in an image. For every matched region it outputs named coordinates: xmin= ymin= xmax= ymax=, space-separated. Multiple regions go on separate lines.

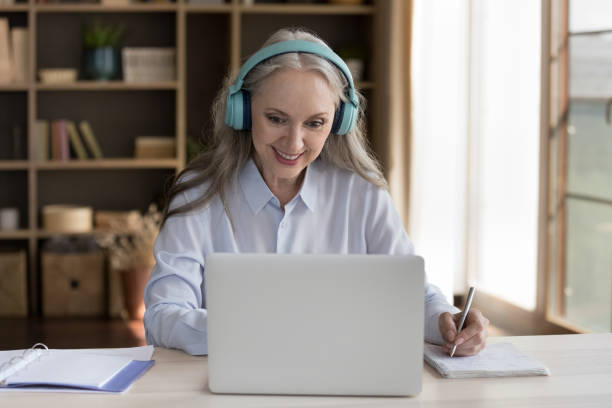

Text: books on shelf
xmin=66 ymin=121 xmax=88 ymax=160
xmin=43 ymin=119 xmax=104 ymax=161
xmin=79 ymin=120 xmax=104 ymax=159
xmin=34 ymin=120 xmax=49 ymax=161
xmin=10 ymin=27 xmax=28 ymax=83
xmin=0 ymin=18 xmax=10 ymax=83
xmin=0 ymin=18 xmax=29 ymax=84
xmin=51 ymin=120 xmax=70 ymax=161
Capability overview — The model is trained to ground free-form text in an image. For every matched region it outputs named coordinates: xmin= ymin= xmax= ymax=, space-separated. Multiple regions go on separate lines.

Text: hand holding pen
xmin=438 ymin=286 xmax=489 ymax=357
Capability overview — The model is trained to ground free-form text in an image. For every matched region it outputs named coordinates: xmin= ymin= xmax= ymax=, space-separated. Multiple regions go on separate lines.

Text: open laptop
xmin=205 ymin=253 xmax=425 ymax=397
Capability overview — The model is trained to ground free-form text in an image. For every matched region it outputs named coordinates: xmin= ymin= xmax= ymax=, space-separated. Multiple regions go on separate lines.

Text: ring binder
xmin=0 ymin=344 xmax=154 ymax=393
xmin=0 ymin=343 xmax=49 ymax=386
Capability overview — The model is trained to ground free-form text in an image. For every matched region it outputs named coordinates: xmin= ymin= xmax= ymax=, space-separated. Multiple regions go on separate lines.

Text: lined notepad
xmin=424 ymin=342 xmax=550 ymax=378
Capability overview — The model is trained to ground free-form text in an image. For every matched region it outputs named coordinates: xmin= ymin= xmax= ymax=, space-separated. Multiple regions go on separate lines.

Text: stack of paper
xmin=424 ymin=342 xmax=550 ymax=379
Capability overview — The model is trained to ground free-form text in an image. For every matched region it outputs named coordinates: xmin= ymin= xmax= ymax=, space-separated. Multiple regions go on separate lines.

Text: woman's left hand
xmin=438 ymin=308 xmax=489 ymax=356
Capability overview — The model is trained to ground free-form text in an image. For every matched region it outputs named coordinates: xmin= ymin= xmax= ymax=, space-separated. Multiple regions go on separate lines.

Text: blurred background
xmin=0 ymin=0 xmax=610 ymax=348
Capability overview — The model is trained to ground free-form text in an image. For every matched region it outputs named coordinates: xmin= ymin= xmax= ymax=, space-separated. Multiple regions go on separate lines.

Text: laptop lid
xmin=205 ymin=253 xmax=425 ymax=396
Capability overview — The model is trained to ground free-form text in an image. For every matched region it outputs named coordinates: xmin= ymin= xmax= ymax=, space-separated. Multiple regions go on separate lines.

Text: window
xmin=467 ymin=0 xmax=542 ymax=310
xmin=546 ymin=0 xmax=612 ymax=332
xmin=411 ymin=0 xmax=542 ymax=310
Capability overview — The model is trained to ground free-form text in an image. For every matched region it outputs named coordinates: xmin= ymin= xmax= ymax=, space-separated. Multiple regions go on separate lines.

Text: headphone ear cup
xmin=225 ymin=90 xmax=251 ymax=130
xmin=331 ymin=101 xmax=357 ymax=135
xmin=331 ymin=104 xmax=344 ymax=135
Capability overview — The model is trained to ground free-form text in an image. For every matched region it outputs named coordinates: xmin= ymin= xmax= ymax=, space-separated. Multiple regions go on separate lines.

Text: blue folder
xmin=4 ymin=360 xmax=155 ymax=393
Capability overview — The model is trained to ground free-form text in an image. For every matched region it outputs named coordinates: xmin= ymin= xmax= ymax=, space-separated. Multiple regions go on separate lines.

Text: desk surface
xmin=3 ymin=334 xmax=612 ymax=407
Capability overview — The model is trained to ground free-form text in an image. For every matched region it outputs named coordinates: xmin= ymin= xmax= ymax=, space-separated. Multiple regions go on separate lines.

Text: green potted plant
xmin=82 ymin=21 xmax=125 ymax=80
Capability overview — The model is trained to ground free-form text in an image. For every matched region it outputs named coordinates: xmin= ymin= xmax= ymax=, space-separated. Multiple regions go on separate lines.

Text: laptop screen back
xmin=205 ymin=253 xmax=425 ymax=396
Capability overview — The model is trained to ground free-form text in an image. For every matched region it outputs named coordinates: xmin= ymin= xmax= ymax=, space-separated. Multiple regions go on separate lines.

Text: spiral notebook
xmin=424 ymin=342 xmax=550 ymax=379
xmin=0 ymin=343 xmax=155 ymax=393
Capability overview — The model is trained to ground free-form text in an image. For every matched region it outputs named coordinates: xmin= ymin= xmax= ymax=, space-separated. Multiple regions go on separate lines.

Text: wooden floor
xmin=0 ymin=318 xmax=146 ymax=350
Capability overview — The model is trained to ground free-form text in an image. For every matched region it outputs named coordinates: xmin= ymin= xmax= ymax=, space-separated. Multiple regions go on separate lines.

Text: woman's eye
xmin=267 ymin=115 xmax=285 ymax=125
xmin=306 ymin=120 xmax=324 ymax=128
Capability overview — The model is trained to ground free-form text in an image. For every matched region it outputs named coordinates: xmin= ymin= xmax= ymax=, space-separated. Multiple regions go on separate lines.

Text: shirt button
xmin=280 ymin=222 xmax=286 ymax=229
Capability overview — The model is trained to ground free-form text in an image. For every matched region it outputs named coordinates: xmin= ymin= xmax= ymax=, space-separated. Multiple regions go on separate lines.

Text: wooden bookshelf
xmin=36 ymin=81 xmax=180 ymax=91
xmin=35 ymin=158 xmax=180 ymax=169
xmin=0 ymin=0 xmax=392 ymax=317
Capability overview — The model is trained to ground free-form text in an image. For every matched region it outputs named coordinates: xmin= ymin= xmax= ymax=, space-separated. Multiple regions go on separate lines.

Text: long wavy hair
xmin=162 ymin=27 xmax=387 ymax=227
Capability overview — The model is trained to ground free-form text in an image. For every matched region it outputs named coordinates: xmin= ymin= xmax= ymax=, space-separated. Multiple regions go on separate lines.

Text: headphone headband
xmin=229 ymin=40 xmax=358 ymax=108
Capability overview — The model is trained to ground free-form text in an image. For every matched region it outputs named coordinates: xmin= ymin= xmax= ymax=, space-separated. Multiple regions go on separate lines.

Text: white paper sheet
xmin=424 ymin=342 xmax=551 ymax=378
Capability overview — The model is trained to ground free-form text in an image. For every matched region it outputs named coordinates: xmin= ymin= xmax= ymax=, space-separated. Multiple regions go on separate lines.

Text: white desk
xmin=3 ymin=334 xmax=612 ymax=407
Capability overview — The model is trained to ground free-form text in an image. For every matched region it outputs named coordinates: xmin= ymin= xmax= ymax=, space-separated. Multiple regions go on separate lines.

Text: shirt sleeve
xmin=143 ymin=191 xmax=209 ymax=355
xmin=363 ymin=185 xmax=459 ymax=345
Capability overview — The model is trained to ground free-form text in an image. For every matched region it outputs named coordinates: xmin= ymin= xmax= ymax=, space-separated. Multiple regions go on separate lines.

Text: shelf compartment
xmin=186 ymin=12 xmax=229 ymax=161
xmin=0 ymin=170 xmax=29 ymax=230
xmin=37 ymin=169 xmax=174 ymax=218
xmin=37 ymin=12 xmax=176 ymax=82
xmin=37 ymin=90 xmax=176 ymax=159
xmin=240 ymin=13 xmax=375 ymax=82
xmin=0 ymin=92 xmax=28 ymax=160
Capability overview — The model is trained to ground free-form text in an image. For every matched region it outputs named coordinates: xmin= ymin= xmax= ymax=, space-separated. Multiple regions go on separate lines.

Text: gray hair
xmin=162 ymin=27 xmax=387 ymax=226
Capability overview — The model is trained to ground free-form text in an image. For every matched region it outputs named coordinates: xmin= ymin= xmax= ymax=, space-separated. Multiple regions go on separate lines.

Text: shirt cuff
xmin=425 ymin=303 xmax=461 ymax=345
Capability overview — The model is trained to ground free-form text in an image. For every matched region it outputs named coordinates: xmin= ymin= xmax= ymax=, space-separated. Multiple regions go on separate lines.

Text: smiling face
xmin=250 ymin=68 xmax=337 ymax=197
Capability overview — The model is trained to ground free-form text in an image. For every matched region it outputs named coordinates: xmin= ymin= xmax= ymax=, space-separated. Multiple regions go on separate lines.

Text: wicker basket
xmin=0 ymin=250 xmax=28 ymax=317
xmin=122 ymin=47 xmax=176 ymax=83
xmin=42 ymin=205 xmax=93 ymax=233
xmin=42 ymin=251 xmax=105 ymax=317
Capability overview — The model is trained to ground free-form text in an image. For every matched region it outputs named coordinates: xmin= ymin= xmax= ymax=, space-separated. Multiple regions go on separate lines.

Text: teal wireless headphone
xmin=224 ymin=40 xmax=359 ymax=135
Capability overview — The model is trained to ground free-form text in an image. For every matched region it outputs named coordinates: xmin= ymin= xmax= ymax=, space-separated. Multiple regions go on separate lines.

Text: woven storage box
xmin=122 ymin=47 xmax=176 ymax=83
xmin=134 ymin=137 xmax=175 ymax=159
xmin=42 ymin=251 xmax=105 ymax=317
xmin=0 ymin=250 xmax=28 ymax=317
xmin=42 ymin=205 xmax=93 ymax=233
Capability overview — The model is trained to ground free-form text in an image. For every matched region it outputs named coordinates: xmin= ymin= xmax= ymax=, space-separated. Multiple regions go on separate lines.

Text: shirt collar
xmin=239 ymin=159 xmax=276 ymax=214
xmin=239 ymin=158 xmax=320 ymax=214
xmin=298 ymin=159 xmax=318 ymax=213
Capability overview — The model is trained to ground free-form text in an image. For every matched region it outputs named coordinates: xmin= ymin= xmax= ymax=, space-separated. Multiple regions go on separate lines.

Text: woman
xmin=144 ymin=28 xmax=488 ymax=356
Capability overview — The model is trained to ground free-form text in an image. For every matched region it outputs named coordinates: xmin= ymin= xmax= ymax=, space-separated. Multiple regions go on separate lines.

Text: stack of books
xmin=0 ymin=18 xmax=28 ymax=83
xmin=35 ymin=120 xmax=103 ymax=161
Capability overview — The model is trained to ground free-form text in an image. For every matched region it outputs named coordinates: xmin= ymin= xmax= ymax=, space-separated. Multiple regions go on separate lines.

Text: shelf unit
xmin=0 ymin=0 xmax=390 ymax=316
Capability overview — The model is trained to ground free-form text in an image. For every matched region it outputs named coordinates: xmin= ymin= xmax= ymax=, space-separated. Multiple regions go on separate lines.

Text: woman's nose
xmin=285 ymin=124 xmax=305 ymax=152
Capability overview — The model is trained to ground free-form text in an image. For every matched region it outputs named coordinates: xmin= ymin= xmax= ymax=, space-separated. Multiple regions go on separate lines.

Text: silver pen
xmin=450 ymin=286 xmax=476 ymax=357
